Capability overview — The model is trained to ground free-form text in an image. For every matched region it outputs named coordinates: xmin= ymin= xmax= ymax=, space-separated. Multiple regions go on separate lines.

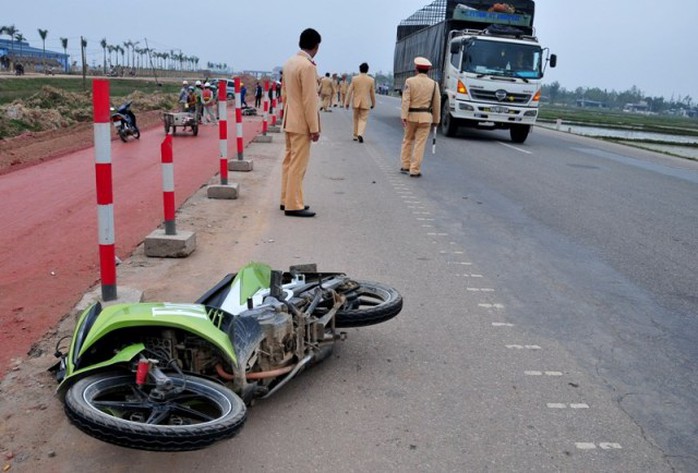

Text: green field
xmin=539 ymin=105 xmax=698 ymax=137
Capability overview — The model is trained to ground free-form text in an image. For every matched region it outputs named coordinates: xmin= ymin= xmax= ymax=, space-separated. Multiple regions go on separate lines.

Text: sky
xmin=4 ymin=0 xmax=697 ymax=101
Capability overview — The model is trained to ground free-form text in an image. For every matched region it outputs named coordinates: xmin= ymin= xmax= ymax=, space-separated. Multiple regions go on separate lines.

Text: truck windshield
xmin=461 ymin=39 xmax=543 ymax=79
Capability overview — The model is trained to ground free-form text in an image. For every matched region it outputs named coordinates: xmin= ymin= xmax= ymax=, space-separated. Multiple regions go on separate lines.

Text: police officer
xmin=319 ymin=73 xmax=334 ymax=112
xmin=344 ymin=62 xmax=376 ymax=143
xmin=400 ymin=57 xmax=441 ymax=177
xmin=280 ymin=28 xmax=322 ymax=218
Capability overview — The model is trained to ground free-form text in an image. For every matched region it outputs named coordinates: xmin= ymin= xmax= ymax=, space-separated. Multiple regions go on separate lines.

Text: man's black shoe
xmin=400 ymin=168 xmax=409 ymax=174
xmin=357 ymin=135 xmax=364 ymax=143
xmin=280 ymin=204 xmax=309 ymax=211
xmin=284 ymin=209 xmax=316 ymax=217
xmin=409 ymin=173 xmax=422 ymax=178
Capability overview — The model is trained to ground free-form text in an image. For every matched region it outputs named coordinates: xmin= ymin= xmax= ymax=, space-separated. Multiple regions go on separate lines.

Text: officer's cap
xmin=414 ymin=57 xmax=432 ymax=70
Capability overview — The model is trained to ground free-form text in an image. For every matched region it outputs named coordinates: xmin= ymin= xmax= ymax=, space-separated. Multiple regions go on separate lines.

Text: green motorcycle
xmin=53 ymin=262 xmax=402 ymax=451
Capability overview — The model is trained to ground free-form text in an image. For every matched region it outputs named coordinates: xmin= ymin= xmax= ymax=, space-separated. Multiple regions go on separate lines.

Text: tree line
xmin=0 ymin=24 xmax=226 ymax=74
xmin=542 ymin=81 xmax=695 ymax=115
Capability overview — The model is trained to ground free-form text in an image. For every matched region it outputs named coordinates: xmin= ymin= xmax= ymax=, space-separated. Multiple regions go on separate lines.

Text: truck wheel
xmin=440 ymin=102 xmax=457 ymax=137
xmin=510 ymin=125 xmax=530 ymax=144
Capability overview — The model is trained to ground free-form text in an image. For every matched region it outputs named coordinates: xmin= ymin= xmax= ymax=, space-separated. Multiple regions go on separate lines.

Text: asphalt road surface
xmin=3 ymin=95 xmax=697 ymax=472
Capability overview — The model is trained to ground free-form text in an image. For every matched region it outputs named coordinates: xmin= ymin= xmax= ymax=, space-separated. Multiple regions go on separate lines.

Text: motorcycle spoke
xmin=145 ymin=407 xmax=171 ymax=425
xmin=169 ymin=403 xmax=217 ymax=422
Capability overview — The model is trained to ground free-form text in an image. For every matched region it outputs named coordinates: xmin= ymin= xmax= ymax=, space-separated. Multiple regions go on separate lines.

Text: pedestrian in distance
xmin=194 ymin=80 xmax=204 ymax=122
xmin=241 ymin=84 xmax=249 ymax=108
xmin=331 ymin=73 xmax=339 ymax=107
xmin=178 ymin=80 xmax=189 ymax=112
xmin=254 ymin=82 xmax=263 ymax=108
xmin=280 ymin=28 xmax=322 ymax=218
xmin=185 ymin=86 xmax=197 ymax=113
xmin=399 ymin=57 xmax=441 ymax=177
xmin=344 ymin=62 xmax=376 ymax=143
xmin=319 ymin=72 xmax=334 ymax=112
xmin=201 ymin=82 xmax=217 ymax=125
xmin=339 ymin=75 xmax=348 ymax=106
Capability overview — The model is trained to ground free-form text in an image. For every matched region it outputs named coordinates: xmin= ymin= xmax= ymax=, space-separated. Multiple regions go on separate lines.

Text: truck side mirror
xmin=550 ymin=54 xmax=557 ymax=68
xmin=450 ymin=42 xmax=461 ymax=55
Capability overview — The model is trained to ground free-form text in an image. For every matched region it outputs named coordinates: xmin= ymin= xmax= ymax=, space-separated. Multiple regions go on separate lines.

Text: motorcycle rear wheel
xmin=65 ymin=372 xmax=246 ymax=451
xmin=334 ymin=280 xmax=403 ymax=328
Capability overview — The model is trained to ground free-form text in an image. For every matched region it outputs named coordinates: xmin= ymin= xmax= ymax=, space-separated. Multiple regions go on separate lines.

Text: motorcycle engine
xmin=255 ymin=309 xmax=294 ymax=370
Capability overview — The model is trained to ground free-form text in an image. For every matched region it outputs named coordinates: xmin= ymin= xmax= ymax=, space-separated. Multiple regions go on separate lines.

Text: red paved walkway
xmin=0 ymin=114 xmax=263 ymax=372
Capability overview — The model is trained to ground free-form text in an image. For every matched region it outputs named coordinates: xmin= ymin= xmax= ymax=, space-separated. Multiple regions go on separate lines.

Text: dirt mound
xmin=0 ymin=87 xmax=177 ymax=175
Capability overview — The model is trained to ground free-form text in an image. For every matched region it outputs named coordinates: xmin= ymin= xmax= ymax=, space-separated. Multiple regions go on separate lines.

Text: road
xmin=2 ymin=95 xmax=697 ymax=472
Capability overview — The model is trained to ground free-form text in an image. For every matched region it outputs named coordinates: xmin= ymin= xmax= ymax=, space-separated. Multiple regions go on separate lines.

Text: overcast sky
xmin=6 ymin=0 xmax=697 ymax=101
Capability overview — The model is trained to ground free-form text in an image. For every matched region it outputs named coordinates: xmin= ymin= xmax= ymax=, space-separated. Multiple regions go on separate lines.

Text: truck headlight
xmin=459 ymin=103 xmax=474 ymax=111
xmin=524 ymin=110 xmax=538 ymax=117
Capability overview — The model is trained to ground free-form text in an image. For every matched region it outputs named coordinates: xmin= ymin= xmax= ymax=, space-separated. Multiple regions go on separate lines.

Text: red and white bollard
xmin=92 ymin=79 xmax=117 ymax=301
xmin=262 ymin=80 xmax=269 ymax=136
xmin=234 ymin=77 xmax=244 ymax=160
xmin=270 ymin=94 xmax=277 ymax=127
xmin=161 ymin=134 xmax=176 ymax=236
xmin=217 ymin=79 xmax=229 ymax=185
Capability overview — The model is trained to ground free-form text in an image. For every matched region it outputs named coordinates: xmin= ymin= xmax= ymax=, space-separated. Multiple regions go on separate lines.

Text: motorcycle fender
xmin=70 ymin=303 xmax=237 ymax=372
xmin=57 ymin=342 xmax=145 ymax=393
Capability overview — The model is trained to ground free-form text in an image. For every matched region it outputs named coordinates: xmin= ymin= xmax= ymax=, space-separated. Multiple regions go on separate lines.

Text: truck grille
xmin=470 ymin=90 xmax=532 ymax=104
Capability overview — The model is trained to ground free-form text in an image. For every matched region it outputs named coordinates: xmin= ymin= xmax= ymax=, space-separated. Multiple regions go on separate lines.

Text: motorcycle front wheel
xmin=334 ymin=280 xmax=403 ymax=328
xmin=64 ymin=372 xmax=246 ymax=451
xmin=118 ymin=127 xmax=128 ymax=142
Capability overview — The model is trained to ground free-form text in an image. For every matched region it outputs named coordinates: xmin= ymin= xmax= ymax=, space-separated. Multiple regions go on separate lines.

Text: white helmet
xmin=204 ymin=82 xmax=211 ymax=87
xmin=195 ymin=80 xmax=202 ymax=86
xmin=182 ymin=80 xmax=188 ymax=85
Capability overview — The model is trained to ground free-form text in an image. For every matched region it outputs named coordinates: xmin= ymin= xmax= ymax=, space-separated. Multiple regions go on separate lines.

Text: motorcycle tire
xmin=64 ymin=371 xmax=246 ymax=451
xmin=118 ymin=128 xmax=128 ymax=143
xmin=192 ymin=125 xmax=199 ymax=136
xmin=133 ymin=128 xmax=141 ymax=140
xmin=334 ymin=280 xmax=403 ymax=328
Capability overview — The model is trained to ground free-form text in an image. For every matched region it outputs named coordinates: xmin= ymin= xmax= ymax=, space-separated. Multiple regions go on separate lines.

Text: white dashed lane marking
xmin=525 ymin=371 xmax=563 ymax=377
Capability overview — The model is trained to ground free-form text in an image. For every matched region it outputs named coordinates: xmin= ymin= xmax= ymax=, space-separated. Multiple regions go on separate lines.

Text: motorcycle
xmin=111 ymin=101 xmax=140 ymax=142
xmin=52 ymin=262 xmax=402 ymax=451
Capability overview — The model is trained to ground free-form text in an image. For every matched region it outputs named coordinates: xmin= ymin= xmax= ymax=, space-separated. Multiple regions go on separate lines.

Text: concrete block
xmin=207 ymin=183 xmax=240 ymax=200
xmin=74 ymin=286 xmax=144 ymax=313
xmin=144 ymin=229 xmax=196 ymax=258
xmin=229 ymin=159 xmax=254 ymax=172
xmin=253 ymin=135 xmax=273 ymax=143
xmin=268 ymin=125 xmax=282 ymax=133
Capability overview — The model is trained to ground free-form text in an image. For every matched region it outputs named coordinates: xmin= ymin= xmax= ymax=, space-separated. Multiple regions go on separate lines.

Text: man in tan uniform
xmin=344 ymin=63 xmax=376 ymax=143
xmin=280 ymin=28 xmax=322 ymax=217
xmin=339 ymin=75 xmax=348 ymax=106
xmin=319 ymin=73 xmax=334 ymax=112
xmin=400 ymin=57 xmax=441 ymax=177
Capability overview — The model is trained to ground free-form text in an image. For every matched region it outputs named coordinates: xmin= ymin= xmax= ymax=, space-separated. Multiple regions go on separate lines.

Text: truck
xmin=393 ymin=0 xmax=556 ymax=143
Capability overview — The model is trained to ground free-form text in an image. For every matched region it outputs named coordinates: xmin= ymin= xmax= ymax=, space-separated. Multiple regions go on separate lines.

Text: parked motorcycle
xmin=52 ymin=262 xmax=402 ymax=451
xmin=111 ymin=101 xmax=140 ymax=142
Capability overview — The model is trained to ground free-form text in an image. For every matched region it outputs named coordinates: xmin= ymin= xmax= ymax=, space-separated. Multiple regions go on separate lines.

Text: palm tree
xmin=15 ymin=33 xmax=25 ymax=57
xmin=3 ymin=25 xmax=17 ymax=54
xmin=38 ymin=29 xmax=48 ymax=71
xmin=60 ymin=37 xmax=68 ymax=73
xmin=100 ymin=38 xmax=107 ymax=73
xmin=118 ymin=45 xmax=125 ymax=68
xmin=123 ymin=41 xmax=132 ymax=68
xmin=131 ymin=41 xmax=140 ymax=69
xmin=107 ymin=45 xmax=115 ymax=67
